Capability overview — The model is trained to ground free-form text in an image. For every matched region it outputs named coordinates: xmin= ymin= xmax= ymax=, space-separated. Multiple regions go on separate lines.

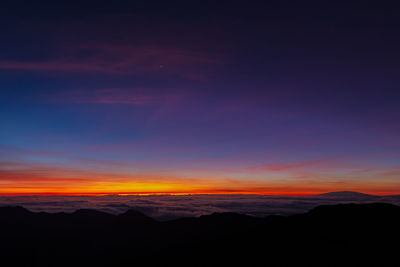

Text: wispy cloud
xmin=0 ymin=44 xmax=221 ymax=79
xmin=243 ymin=157 xmax=400 ymax=174
xmin=0 ymin=61 xmax=122 ymax=74
xmin=45 ymin=88 xmax=186 ymax=106
xmin=249 ymin=158 xmax=337 ymax=172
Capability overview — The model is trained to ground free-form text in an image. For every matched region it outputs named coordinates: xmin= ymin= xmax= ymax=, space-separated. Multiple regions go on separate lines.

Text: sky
xmin=1 ymin=0 xmax=400 ymax=195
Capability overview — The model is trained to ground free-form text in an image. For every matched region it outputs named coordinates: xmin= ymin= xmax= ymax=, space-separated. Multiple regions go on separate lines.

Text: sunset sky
xmin=1 ymin=1 xmax=399 ymax=195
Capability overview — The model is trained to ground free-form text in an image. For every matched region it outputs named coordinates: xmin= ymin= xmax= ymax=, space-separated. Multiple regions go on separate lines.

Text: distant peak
xmin=118 ymin=209 xmax=156 ymax=223
xmin=199 ymin=212 xmax=257 ymax=223
xmin=317 ymin=191 xmax=377 ymax=197
xmin=119 ymin=209 xmax=149 ymax=217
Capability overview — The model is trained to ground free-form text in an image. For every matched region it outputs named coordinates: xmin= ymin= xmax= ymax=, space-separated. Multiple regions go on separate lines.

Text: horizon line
xmin=0 ymin=190 xmax=398 ymax=197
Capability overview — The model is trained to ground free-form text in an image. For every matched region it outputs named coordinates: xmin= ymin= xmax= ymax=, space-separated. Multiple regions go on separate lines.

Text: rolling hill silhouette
xmin=0 ymin=203 xmax=399 ymax=266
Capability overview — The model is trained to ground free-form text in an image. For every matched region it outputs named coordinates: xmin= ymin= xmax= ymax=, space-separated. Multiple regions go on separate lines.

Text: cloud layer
xmin=1 ymin=193 xmax=399 ymax=221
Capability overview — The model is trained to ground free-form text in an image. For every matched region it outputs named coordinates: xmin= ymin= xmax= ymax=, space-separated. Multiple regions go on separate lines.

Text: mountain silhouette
xmin=117 ymin=209 xmax=157 ymax=225
xmin=316 ymin=190 xmax=381 ymax=199
xmin=0 ymin=203 xmax=399 ymax=267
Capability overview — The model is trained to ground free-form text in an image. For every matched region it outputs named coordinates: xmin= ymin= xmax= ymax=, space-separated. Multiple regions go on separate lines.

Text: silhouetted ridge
xmin=306 ymin=202 xmax=400 ymax=221
xmin=1 ymin=203 xmax=399 ymax=267
xmin=0 ymin=206 xmax=31 ymax=215
xmin=0 ymin=206 xmax=34 ymax=224
xmin=308 ymin=202 xmax=399 ymax=213
xmin=72 ymin=209 xmax=114 ymax=218
xmin=199 ymin=212 xmax=259 ymax=225
xmin=117 ymin=209 xmax=156 ymax=224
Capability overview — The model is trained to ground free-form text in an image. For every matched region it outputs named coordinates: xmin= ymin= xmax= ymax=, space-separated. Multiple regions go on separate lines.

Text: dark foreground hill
xmin=0 ymin=203 xmax=399 ymax=267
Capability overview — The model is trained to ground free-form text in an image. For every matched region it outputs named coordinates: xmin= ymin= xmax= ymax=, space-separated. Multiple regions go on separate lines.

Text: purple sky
xmin=0 ymin=1 xmax=399 ymax=195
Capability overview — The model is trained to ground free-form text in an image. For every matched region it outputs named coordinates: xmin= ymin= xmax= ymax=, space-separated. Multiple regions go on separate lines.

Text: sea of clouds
xmin=1 ymin=193 xmax=399 ymax=221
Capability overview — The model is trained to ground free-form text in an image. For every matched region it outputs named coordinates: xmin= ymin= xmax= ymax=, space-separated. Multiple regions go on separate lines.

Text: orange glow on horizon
xmin=1 ymin=165 xmax=399 ymax=196
xmin=0 ymin=187 xmax=398 ymax=196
